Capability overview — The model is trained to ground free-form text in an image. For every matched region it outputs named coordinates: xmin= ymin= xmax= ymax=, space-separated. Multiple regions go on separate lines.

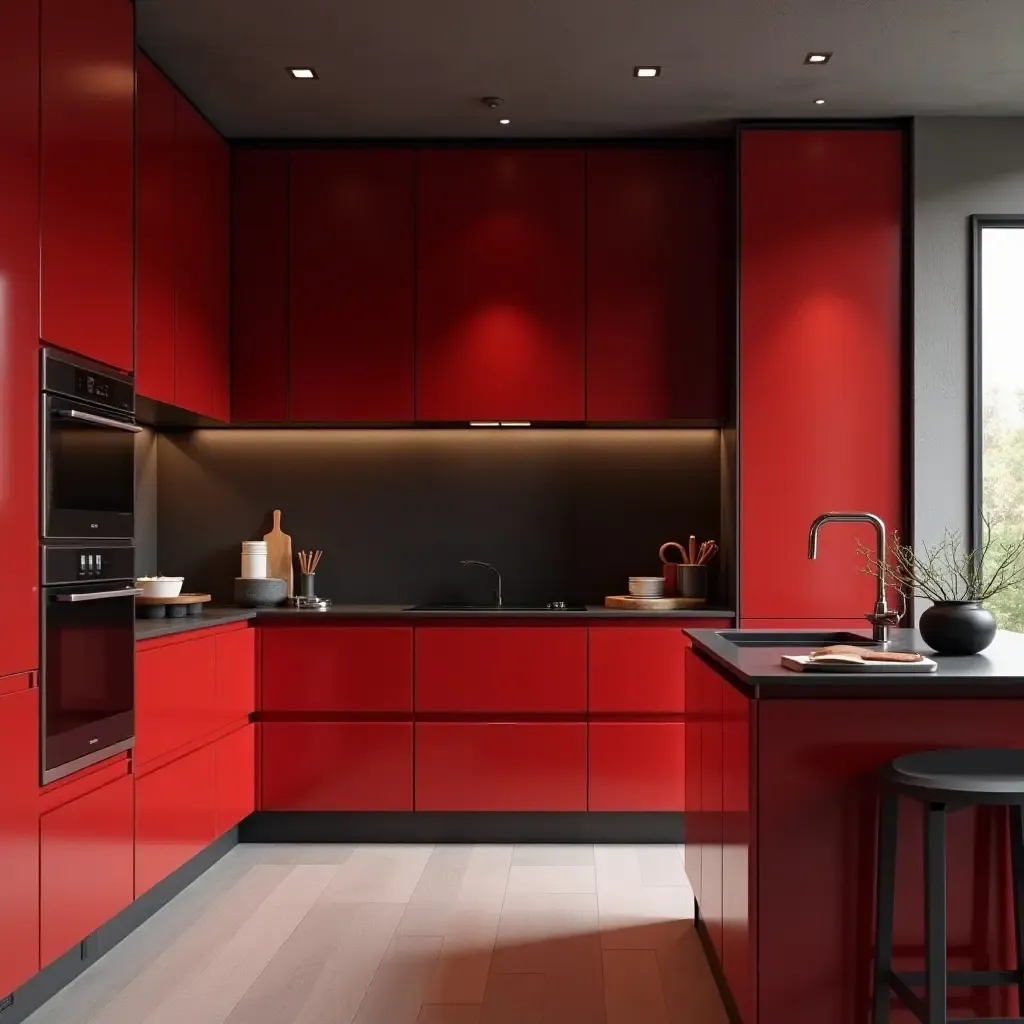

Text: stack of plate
xmin=628 ymin=576 xmax=665 ymax=599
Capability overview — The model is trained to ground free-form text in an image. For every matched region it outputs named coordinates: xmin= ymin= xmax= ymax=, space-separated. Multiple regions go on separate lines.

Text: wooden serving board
xmin=605 ymin=595 xmax=707 ymax=610
xmin=264 ymin=509 xmax=293 ymax=597
xmin=781 ymin=654 xmax=937 ymax=673
xmin=136 ymin=593 xmax=211 ymax=606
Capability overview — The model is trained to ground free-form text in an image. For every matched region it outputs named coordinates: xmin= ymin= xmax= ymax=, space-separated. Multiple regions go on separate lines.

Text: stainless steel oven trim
xmin=56 ymin=587 xmax=143 ymax=602
xmin=56 ymin=409 xmax=143 ymax=433
xmin=41 ymin=736 xmax=135 ymax=786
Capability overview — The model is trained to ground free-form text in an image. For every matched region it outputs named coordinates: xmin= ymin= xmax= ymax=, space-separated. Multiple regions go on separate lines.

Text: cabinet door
xmin=232 ymin=149 xmax=290 ymax=422
xmin=415 ymin=626 xmax=587 ymax=713
xmin=136 ymin=53 xmax=177 ymax=405
xmin=215 ymin=628 xmax=256 ymax=726
xmin=40 ymin=774 xmax=134 ymax=966
xmin=684 ymin=649 xmax=703 ymax=900
xmin=416 ymin=723 xmax=587 ymax=811
xmin=214 ymin=725 xmax=255 ymax=836
xmin=586 ymin=148 xmax=728 ymax=422
xmin=0 ymin=687 xmax=40 ymax=995
xmin=417 ymin=149 xmax=585 ymax=421
xmin=290 ymin=150 xmax=415 ymax=422
xmin=261 ymin=722 xmax=413 ymax=811
xmin=589 ymin=626 xmax=690 ymax=713
xmin=588 ymin=722 xmax=686 ymax=811
xmin=135 ymin=744 xmax=217 ymax=896
xmin=700 ymin=653 xmax=724 ymax=963
xmin=261 ymin=627 xmax=412 ymax=712
xmin=0 ymin=0 xmax=39 ymax=679
xmin=40 ymin=0 xmax=134 ymax=370
xmin=739 ymin=129 xmax=903 ymax=620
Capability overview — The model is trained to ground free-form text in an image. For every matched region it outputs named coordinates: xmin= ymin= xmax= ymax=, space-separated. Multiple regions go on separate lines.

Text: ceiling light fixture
xmin=287 ymin=67 xmax=317 ymax=79
xmin=804 ymin=52 xmax=832 ymax=65
xmin=814 ymin=97 xmax=826 ymax=105
xmin=634 ymin=66 xmax=661 ymax=78
xmin=499 ymin=118 xmax=510 ymax=125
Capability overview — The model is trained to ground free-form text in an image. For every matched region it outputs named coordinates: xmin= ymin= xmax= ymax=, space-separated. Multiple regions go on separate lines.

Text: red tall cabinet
xmin=738 ymin=128 xmax=904 ymax=623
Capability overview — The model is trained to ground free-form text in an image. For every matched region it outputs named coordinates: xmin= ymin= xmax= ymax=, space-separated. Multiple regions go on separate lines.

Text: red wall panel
xmin=416 ymin=149 xmax=585 ymax=421
xmin=214 ymin=725 xmax=256 ymax=836
xmin=588 ymin=722 xmax=686 ymax=811
xmin=739 ymin=129 xmax=903 ymax=620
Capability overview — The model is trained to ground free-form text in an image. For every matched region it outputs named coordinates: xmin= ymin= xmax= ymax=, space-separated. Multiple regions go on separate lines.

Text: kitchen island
xmin=684 ymin=626 xmax=1024 ymax=1024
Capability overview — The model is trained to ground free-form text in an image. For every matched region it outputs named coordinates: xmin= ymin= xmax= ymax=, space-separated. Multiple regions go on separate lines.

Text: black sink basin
xmin=406 ymin=603 xmax=587 ymax=612
xmin=716 ymin=630 xmax=875 ymax=647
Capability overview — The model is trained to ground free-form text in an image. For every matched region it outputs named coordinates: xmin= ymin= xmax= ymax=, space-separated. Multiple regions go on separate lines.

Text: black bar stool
xmin=873 ymin=749 xmax=1024 ymax=1024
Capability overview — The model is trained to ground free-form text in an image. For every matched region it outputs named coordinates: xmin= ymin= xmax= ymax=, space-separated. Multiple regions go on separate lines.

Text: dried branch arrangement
xmin=857 ymin=518 xmax=1024 ymax=604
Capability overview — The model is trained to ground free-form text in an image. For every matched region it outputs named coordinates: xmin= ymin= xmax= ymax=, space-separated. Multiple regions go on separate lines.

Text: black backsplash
xmin=153 ymin=429 xmax=724 ymax=606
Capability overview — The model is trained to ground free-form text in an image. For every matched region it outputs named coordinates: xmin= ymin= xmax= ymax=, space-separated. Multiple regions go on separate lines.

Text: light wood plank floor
xmin=25 ymin=844 xmax=728 ymax=1024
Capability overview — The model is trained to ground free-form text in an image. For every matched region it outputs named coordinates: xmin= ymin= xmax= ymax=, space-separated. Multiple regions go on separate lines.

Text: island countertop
xmin=686 ymin=626 xmax=1024 ymax=697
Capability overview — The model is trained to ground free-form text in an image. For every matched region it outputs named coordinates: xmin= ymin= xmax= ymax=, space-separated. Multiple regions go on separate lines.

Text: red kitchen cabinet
xmin=40 ymin=0 xmax=134 ymax=371
xmin=175 ymin=99 xmax=230 ymax=420
xmin=415 ymin=626 xmax=587 ymax=713
xmin=135 ymin=744 xmax=217 ymax=896
xmin=232 ymin=149 xmax=290 ymax=422
xmin=586 ymin=147 xmax=728 ymax=422
xmin=739 ymin=129 xmax=903 ymax=620
xmin=416 ymin=149 xmax=585 ymax=421
xmin=0 ymin=686 xmax=40 ymax=995
xmin=214 ymin=725 xmax=255 ymax=836
xmin=290 ymin=150 xmax=415 ymax=422
xmin=136 ymin=53 xmax=177 ymax=405
xmin=0 ymin=0 xmax=39 ymax=680
xmin=261 ymin=722 xmax=413 ymax=811
xmin=216 ymin=627 xmax=256 ymax=726
xmin=684 ymin=649 xmax=703 ymax=901
xmin=39 ymin=774 xmax=134 ymax=966
xmin=588 ymin=722 xmax=686 ymax=811
xmin=698 ymin=649 xmax=724 ymax=965
xmin=261 ymin=627 xmax=412 ymax=712
xmin=416 ymin=722 xmax=587 ymax=811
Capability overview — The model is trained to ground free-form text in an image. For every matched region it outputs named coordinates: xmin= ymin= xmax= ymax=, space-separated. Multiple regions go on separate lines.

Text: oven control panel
xmin=43 ymin=545 xmax=135 ymax=587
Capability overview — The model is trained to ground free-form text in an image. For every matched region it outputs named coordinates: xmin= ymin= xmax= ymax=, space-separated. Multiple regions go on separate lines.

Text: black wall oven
xmin=42 ymin=347 xmax=138 ymax=541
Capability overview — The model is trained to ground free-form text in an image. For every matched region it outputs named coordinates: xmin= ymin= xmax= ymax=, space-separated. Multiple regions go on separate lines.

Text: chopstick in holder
xmin=311 ymin=550 xmax=322 ymax=573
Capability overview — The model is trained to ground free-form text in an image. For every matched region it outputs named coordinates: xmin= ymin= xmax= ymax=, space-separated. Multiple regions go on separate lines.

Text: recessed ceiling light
xmin=499 ymin=118 xmax=510 ymax=125
xmin=633 ymin=66 xmax=661 ymax=78
xmin=287 ymin=67 xmax=317 ymax=79
xmin=804 ymin=52 xmax=832 ymax=65
xmin=814 ymin=97 xmax=826 ymax=105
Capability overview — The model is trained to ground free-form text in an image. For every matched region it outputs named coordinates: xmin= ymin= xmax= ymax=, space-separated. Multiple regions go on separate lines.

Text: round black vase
xmin=919 ymin=601 xmax=997 ymax=655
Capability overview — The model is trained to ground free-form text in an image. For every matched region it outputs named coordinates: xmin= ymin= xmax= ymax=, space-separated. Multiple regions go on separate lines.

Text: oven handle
xmin=56 ymin=588 xmax=143 ymax=603
xmin=56 ymin=409 xmax=142 ymax=433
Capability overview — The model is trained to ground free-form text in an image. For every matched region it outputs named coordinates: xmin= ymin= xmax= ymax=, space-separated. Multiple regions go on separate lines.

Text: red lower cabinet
xmin=39 ymin=774 xmax=134 ymax=967
xmin=135 ymin=745 xmax=217 ymax=897
xmin=214 ymin=725 xmax=256 ymax=835
xmin=215 ymin=628 xmax=256 ymax=726
xmin=416 ymin=722 xmax=587 ymax=811
xmin=588 ymin=722 xmax=686 ymax=811
xmin=261 ymin=722 xmax=413 ymax=811
xmin=0 ymin=686 xmax=40 ymax=994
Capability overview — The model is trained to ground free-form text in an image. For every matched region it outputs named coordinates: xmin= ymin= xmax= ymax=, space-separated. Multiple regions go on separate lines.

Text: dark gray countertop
xmin=135 ymin=608 xmax=258 ymax=641
xmin=686 ymin=627 xmax=1024 ymax=698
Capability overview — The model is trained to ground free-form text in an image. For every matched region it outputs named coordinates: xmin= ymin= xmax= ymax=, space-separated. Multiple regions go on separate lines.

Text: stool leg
xmin=873 ymin=790 xmax=899 ymax=1024
xmin=924 ymin=803 xmax=947 ymax=1024
xmin=1009 ymin=805 xmax=1024 ymax=1015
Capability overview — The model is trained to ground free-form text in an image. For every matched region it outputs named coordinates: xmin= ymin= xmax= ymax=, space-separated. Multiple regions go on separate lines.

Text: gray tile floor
xmin=25 ymin=844 xmax=727 ymax=1024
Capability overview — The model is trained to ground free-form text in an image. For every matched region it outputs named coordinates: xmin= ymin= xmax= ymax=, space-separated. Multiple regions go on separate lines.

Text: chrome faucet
xmin=807 ymin=512 xmax=900 ymax=643
xmin=460 ymin=560 xmax=502 ymax=608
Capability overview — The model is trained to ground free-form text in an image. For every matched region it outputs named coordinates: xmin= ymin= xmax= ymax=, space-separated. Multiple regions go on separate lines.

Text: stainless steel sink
xmin=716 ymin=630 xmax=875 ymax=647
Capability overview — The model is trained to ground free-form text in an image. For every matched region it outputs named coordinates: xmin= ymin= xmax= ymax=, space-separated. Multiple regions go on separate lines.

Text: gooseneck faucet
xmin=460 ymin=560 xmax=503 ymax=608
xmin=807 ymin=512 xmax=900 ymax=643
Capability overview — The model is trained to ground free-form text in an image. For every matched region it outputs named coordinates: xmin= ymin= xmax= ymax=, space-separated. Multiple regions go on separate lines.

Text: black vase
xmin=919 ymin=601 xmax=997 ymax=655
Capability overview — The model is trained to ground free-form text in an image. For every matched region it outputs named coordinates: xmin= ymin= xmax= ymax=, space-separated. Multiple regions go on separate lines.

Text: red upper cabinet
xmin=739 ymin=129 xmax=904 ymax=621
xmin=40 ymin=0 xmax=134 ymax=371
xmin=136 ymin=53 xmax=178 ymax=405
xmin=232 ymin=149 xmax=290 ymax=422
xmin=289 ymin=150 xmax=415 ymax=422
xmin=586 ymin=147 xmax=728 ymax=422
xmin=0 ymin=0 xmax=40 ymax=680
xmin=174 ymin=99 xmax=230 ymax=420
xmin=416 ymin=149 xmax=586 ymax=421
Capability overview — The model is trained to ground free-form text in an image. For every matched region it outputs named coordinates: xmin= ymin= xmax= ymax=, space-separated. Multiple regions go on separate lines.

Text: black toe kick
xmin=240 ymin=811 xmax=686 ymax=845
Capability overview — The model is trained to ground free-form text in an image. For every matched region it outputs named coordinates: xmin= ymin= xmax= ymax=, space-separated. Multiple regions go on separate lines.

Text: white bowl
xmin=137 ymin=576 xmax=184 ymax=599
xmin=628 ymin=576 xmax=665 ymax=598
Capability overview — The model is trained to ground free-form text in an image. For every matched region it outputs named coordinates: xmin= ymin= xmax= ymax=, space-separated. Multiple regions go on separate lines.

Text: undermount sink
xmin=716 ymin=630 xmax=876 ymax=647
xmin=406 ymin=603 xmax=587 ymax=612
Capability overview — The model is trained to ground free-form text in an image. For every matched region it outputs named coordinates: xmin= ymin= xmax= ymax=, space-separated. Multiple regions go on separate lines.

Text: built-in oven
xmin=40 ymin=544 xmax=139 ymax=783
xmin=42 ymin=347 xmax=139 ymax=542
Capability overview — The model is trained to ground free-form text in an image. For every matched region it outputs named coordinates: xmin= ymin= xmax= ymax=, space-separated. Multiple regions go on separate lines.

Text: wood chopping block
xmin=604 ymin=595 xmax=707 ymax=610
xmin=263 ymin=509 xmax=294 ymax=597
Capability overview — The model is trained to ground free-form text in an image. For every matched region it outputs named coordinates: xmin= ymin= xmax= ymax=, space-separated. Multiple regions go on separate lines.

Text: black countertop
xmin=687 ymin=627 xmax=1024 ymax=698
xmin=135 ymin=608 xmax=258 ymax=641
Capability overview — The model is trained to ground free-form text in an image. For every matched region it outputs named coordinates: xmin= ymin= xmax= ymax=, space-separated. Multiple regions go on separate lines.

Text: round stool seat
xmin=884 ymin=747 xmax=1024 ymax=802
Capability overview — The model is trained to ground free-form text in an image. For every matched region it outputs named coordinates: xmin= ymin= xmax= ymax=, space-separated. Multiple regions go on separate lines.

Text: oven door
xmin=41 ymin=582 xmax=140 ymax=783
xmin=43 ymin=395 xmax=140 ymax=540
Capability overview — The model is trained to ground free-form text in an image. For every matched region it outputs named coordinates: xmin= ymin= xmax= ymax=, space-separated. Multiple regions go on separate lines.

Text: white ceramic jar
xmin=241 ymin=540 xmax=268 ymax=579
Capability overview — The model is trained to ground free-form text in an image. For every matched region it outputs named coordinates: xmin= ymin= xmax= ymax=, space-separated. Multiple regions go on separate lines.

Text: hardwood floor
xmin=25 ymin=844 xmax=728 ymax=1024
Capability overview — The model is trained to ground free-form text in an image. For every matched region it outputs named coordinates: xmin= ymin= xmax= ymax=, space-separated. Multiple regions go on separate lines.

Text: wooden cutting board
xmin=782 ymin=654 xmax=937 ymax=673
xmin=604 ymin=595 xmax=707 ymax=610
xmin=264 ymin=510 xmax=293 ymax=597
